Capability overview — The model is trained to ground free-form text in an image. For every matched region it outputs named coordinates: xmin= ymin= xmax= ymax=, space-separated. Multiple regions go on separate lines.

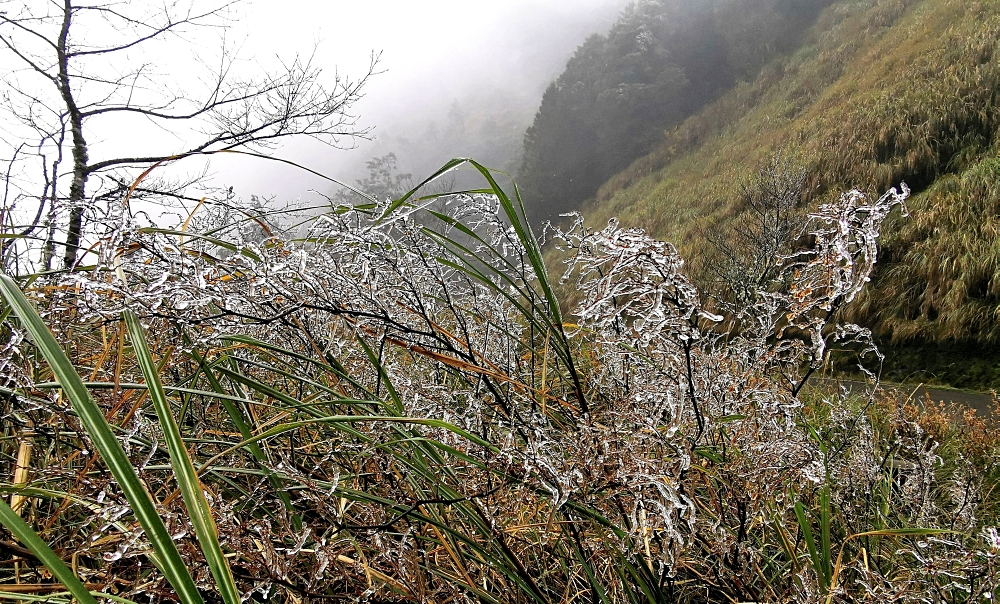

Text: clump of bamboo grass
xmin=0 ymin=159 xmax=996 ymax=603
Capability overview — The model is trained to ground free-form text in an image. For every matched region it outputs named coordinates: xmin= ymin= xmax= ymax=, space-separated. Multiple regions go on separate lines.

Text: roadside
xmin=810 ymin=377 xmax=997 ymax=417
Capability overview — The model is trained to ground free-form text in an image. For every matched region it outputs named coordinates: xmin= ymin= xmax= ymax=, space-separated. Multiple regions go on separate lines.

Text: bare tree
xmin=707 ymin=155 xmax=807 ymax=311
xmin=0 ymin=0 xmax=376 ymax=271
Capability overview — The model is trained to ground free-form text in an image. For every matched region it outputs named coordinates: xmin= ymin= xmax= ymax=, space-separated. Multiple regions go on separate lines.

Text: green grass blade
xmin=565 ymin=520 xmax=611 ymax=604
xmin=354 ymin=332 xmax=404 ymax=414
xmin=187 ymin=349 xmax=298 ymax=524
xmin=124 ymin=311 xmax=241 ymax=604
xmin=0 ymin=275 xmax=205 ymax=604
xmin=794 ymin=500 xmax=826 ymax=590
xmin=819 ymin=485 xmax=832 ymax=587
xmin=376 ymin=157 xmax=468 ymax=219
xmin=0 ymin=498 xmax=99 ymax=604
xmin=464 ymin=159 xmax=589 ymax=411
xmin=216 ymin=334 xmax=375 ymax=397
xmin=202 ymin=415 xmax=496 ymax=465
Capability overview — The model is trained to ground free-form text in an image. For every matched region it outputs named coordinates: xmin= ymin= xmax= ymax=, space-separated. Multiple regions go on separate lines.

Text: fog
xmin=208 ymin=0 xmax=629 ymax=205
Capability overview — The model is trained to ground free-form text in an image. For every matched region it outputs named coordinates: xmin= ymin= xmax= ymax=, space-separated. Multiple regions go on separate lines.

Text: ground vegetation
xmin=0 ymin=163 xmax=996 ymax=602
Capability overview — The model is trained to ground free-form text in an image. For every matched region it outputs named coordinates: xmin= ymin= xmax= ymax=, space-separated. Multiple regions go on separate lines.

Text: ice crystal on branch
xmin=5 ymin=167 xmax=995 ymax=602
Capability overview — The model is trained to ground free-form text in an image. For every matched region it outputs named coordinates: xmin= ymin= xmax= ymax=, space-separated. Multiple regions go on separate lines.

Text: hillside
xmin=517 ymin=0 xmax=834 ymax=223
xmin=567 ymin=0 xmax=1000 ymax=387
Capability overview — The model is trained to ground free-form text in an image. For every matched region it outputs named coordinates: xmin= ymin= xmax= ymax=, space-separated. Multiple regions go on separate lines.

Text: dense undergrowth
xmin=0 ymin=162 xmax=998 ymax=602
xmin=570 ymin=0 xmax=1000 ymax=379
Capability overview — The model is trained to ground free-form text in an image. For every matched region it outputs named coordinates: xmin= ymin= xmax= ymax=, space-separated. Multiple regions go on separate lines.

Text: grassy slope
xmin=576 ymin=0 xmax=1000 ymax=384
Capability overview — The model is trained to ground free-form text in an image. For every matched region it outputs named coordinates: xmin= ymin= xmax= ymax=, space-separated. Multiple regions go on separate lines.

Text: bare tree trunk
xmin=2 ymin=0 xmax=374 ymax=273
xmin=56 ymin=0 xmax=89 ymax=269
xmin=41 ymin=215 xmax=57 ymax=271
xmin=41 ymin=162 xmax=60 ymax=272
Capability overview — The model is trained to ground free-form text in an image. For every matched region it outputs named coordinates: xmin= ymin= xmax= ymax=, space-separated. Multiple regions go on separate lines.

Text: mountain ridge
xmin=548 ymin=0 xmax=1000 ymax=386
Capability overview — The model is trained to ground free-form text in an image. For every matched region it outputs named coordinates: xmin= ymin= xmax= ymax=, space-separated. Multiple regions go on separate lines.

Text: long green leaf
xmin=819 ymin=485 xmax=832 ymax=587
xmin=124 ymin=311 xmax=240 ymax=604
xmin=794 ymin=500 xmax=826 ymax=589
xmin=381 ymin=158 xmax=588 ymax=412
xmin=188 ymin=349 xmax=297 ymax=524
xmin=0 ymin=275 xmax=205 ymax=604
xmin=0 ymin=498 xmax=98 ymax=604
xmin=200 ymin=414 xmax=496 ymax=467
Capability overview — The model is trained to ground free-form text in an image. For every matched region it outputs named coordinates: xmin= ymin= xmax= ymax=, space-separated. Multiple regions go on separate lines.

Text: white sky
xmin=205 ymin=0 xmax=628 ymax=202
xmin=0 ymin=0 xmax=626 ymax=230
xmin=237 ymin=0 xmax=625 ymax=111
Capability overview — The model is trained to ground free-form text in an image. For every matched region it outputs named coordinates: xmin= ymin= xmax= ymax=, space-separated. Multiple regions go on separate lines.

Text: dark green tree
xmin=518 ymin=0 xmax=832 ymax=225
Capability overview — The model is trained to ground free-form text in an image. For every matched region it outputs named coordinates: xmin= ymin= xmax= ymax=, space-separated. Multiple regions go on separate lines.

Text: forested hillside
xmin=518 ymin=0 xmax=833 ymax=223
xmin=536 ymin=0 xmax=1000 ymax=386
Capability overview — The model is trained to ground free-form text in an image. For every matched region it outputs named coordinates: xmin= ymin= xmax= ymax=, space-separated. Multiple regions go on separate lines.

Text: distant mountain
xmin=517 ymin=0 xmax=833 ymax=223
xmin=324 ymin=0 xmax=629 ymax=203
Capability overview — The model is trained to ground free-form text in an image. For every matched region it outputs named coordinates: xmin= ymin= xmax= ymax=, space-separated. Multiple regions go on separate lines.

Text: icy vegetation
xmin=1 ymin=167 xmax=998 ymax=602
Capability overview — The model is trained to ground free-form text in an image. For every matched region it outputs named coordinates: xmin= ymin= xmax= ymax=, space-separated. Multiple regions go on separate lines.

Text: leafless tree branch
xmin=0 ymin=0 xmax=376 ymax=271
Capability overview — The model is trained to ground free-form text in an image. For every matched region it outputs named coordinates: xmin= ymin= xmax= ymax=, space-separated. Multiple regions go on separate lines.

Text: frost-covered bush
xmin=2 ymin=165 xmax=997 ymax=602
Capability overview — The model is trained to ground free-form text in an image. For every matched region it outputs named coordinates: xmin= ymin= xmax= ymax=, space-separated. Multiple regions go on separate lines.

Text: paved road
xmin=810 ymin=378 xmax=996 ymax=417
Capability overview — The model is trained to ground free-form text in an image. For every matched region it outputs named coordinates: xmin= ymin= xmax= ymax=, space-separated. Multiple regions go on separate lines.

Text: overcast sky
xmin=0 ymin=0 xmax=628 ymax=264
xmin=206 ymin=0 xmax=628 ymax=202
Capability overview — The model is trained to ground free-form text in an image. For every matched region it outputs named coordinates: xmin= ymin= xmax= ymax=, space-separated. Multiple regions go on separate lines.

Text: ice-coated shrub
xmin=3 ymin=166 xmax=997 ymax=602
